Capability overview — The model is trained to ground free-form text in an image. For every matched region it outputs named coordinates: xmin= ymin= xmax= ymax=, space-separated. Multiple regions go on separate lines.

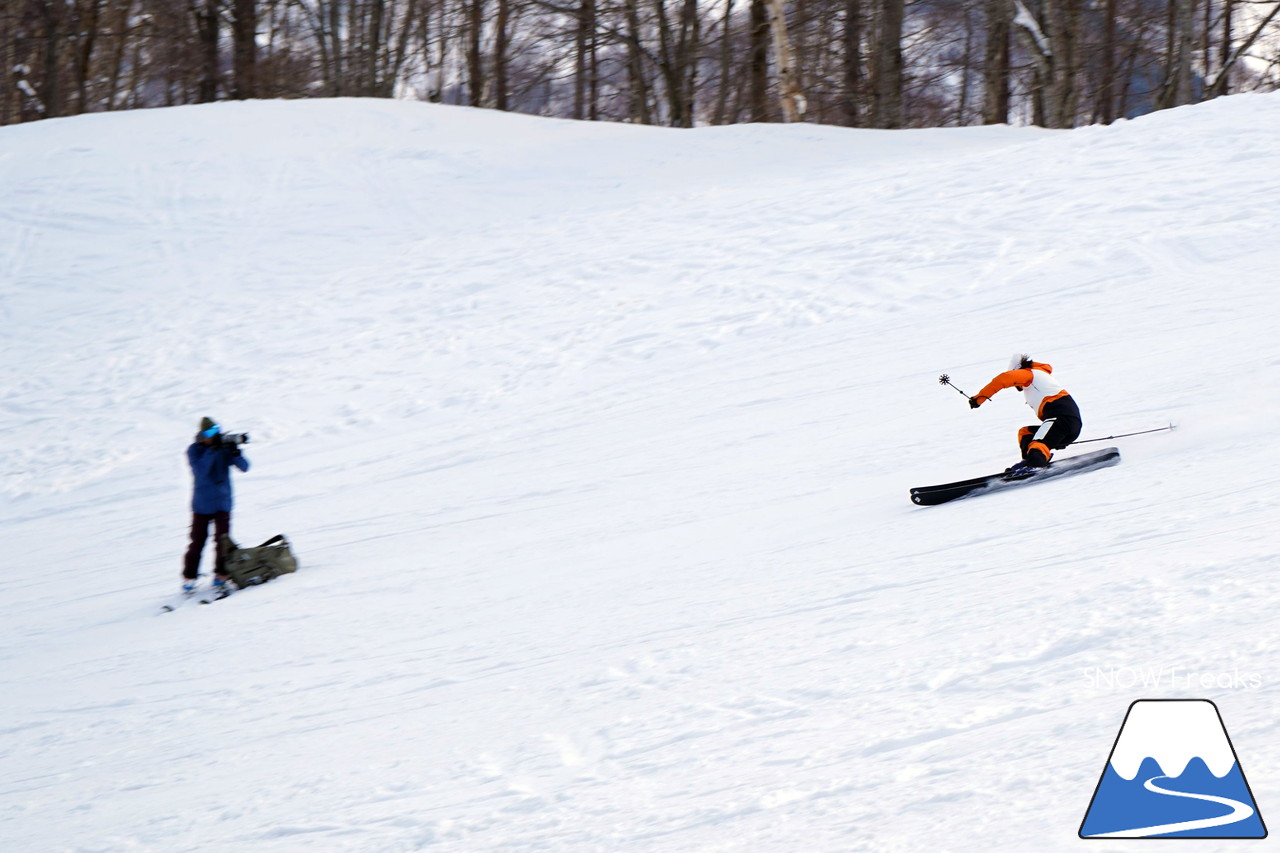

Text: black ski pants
xmin=183 ymin=511 xmax=230 ymax=579
xmin=1019 ymin=416 xmax=1082 ymax=454
xmin=1018 ymin=395 xmax=1082 ymax=464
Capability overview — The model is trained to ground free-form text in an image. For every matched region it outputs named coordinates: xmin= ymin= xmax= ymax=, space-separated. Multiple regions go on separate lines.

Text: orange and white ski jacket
xmin=973 ymin=361 xmax=1071 ymax=419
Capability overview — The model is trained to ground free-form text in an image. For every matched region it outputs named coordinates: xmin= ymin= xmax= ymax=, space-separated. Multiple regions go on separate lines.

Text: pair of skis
xmin=910 ymin=446 xmax=1121 ymax=506
xmin=160 ymin=583 xmax=232 ymax=612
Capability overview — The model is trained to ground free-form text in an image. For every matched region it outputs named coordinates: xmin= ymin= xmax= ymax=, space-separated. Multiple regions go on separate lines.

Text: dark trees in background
xmin=843 ymin=0 xmax=865 ymax=124
xmin=1 ymin=0 xmax=1278 ymax=129
xmin=982 ymin=0 xmax=1013 ymax=124
xmin=750 ymin=0 xmax=771 ymax=120
xmin=231 ymin=0 xmax=258 ymax=98
xmin=193 ymin=0 xmax=219 ymax=103
xmin=871 ymin=0 xmax=903 ymax=127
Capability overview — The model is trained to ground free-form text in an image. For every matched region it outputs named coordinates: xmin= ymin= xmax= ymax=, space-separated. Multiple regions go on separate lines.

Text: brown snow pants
xmin=183 ymin=511 xmax=230 ymax=580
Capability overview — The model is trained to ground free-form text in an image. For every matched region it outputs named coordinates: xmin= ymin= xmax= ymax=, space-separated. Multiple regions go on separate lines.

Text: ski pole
xmin=1071 ymin=423 xmax=1176 ymax=445
xmin=938 ymin=374 xmax=971 ymax=398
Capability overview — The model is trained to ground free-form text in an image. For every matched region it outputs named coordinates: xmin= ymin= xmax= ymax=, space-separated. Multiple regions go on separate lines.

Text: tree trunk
xmin=714 ymin=0 xmax=736 ymax=124
xmin=872 ymin=0 xmax=904 ymax=128
xmin=1159 ymin=0 xmax=1194 ymax=107
xmin=73 ymin=0 xmax=106 ymax=114
xmin=653 ymin=0 xmax=681 ymax=125
xmin=494 ymin=0 xmax=510 ymax=110
xmin=0 ymin=6 xmax=13 ymax=124
xmin=1045 ymin=0 xmax=1080 ymax=126
xmin=982 ymin=0 xmax=1012 ymax=124
xmin=590 ymin=0 xmax=601 ymax=119
xmin=1094 ymin=0 xmax=1117 ymax=123
xmin=198 ymin=0 xmax=221 ymax=103
xmin=466 ymin=0 xmax=484 ymax=106
xmin=575 ymin=0 xmax=596 ymax=118
xmin=330 ymin=0 xmax=344 ymax=96
xmin=1013 ymin=0 xmax=1078 ymax=128
xmin=40 ymin=1 xmax=62 ymax=117
xmin=749 ymin=0 xmax=770 ymax=121
xmin=367 ymin=0 xmax=386 ymax=96
xmin=765 ymin=0 xmax=805 ymax=121
xmin=677 ymin=0 xmax=699 ymax=126
xmin=843 ymin=0 xmax=863 ymax=125
xmin=232 ymin=0 xmax=258 ymax=99
xmin=625 ymin=0 xmax=652 ymax=123
xmin=103 ymin=0 xmax=133 ymax=111
xmin=1208 ymin=1 xmax=1280 ymax=97
xmin=1221 ymin=0 xmax=1234 ymax=70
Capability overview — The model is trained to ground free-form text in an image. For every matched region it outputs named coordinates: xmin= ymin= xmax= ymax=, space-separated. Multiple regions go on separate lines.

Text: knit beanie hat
xmin=199 ymin=416 xmax=218 ymax=433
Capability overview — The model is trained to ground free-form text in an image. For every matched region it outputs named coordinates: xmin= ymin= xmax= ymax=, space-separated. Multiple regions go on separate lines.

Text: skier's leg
xmin=1043 ymin=415 xmax=1083 ymax=450
xmin=1018 ymin=426 xmax=1037 ymax=457
xmin=212 ymin=511 xmax=231 ymax=578
xmin=184 ymin=513 xmax=212 ymax=579
xmin=1024 ymin=419 xmax=1057 ymax=467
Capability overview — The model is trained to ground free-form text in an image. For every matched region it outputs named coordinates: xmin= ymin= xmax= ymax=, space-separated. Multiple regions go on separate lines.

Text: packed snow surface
xmin=3 ymin=94 xmax=1280 ymax=851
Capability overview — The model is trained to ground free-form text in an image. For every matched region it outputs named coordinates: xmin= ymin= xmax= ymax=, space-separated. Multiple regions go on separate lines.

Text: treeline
xmin=1 ymin=0 xmax=1278 ymax=129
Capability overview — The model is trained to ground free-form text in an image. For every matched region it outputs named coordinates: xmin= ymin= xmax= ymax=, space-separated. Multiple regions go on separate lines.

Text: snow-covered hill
xmin=3 ymin=94 xmax=1280 ymax=851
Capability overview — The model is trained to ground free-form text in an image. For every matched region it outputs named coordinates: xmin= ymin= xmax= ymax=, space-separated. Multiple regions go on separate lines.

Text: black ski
xmin=910 ymin=447 xmax=1121 ymax=506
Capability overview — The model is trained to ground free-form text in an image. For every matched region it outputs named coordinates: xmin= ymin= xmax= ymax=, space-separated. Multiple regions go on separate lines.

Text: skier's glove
xmin=969 ymin=397 xmax=981 ymax=409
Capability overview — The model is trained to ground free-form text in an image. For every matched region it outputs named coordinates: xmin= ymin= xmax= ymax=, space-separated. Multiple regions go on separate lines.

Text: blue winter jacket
xmin=188 ymin=443 xmax=250 ymax=514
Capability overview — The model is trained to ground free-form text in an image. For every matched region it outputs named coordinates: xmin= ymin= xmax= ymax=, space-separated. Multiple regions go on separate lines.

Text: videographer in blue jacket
xmin=182 ymin=417 xmax=250 ymax=593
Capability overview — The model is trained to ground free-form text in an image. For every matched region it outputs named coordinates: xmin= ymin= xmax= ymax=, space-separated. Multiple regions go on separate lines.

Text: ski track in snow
xmin=3 ymin=95 xmax=1280 ymax=851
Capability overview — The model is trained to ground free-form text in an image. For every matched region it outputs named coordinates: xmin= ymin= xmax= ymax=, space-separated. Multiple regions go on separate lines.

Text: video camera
xmin=218 ymin=432 xmax=250 ymax=448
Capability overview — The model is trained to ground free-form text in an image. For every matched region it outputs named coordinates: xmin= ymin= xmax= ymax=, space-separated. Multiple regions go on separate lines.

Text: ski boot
xmin=1003 ymin=460 xmax=1039 ymax=479
xmin=182 ymin=578 xmax=198 ymax=596
xmin=210 ymin=576 xmax=233 ymax=600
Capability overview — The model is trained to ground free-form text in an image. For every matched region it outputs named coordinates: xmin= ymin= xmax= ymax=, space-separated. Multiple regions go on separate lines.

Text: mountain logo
xmin=1080 ymin=699 xmax=1266 ymax=839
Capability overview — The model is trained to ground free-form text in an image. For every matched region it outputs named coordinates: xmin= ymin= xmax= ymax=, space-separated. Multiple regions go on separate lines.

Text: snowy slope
xmin=3 ymin=94 xmax=1280 ymax=852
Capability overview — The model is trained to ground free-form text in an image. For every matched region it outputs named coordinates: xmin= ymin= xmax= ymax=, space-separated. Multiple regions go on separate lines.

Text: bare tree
xmin=871 ymin=0 xmax=903 ymax=127
xmin=1091 ymin=0 xmax=1118 ymax=123
xmin=749 ymin=0 xmax=769 ymax=119
xmin=1207 ymin=0 xmax=1280 ymax=97
xmin=231 ymin=0 xmax=258 ymax=98
xmin=574 ymin=0 xmax=598 ymax=117
xmin=495 ymin=0 xmax=511 ymax=108
xmin=1014 ymin=0 xmax=1082 ymax=127
xmin=983 ymin=0 xmax=1012 ymax=123
xmin=843 ymin=0 xmax=865 ymax=124
xmin=1157 ymin=0 xmax=1194 ymax=108
xmin=189 ymin=0 xmax=221 ymax=102
xmin=765 ymin=0 xmax=804 ymax=120
xmin=623 ymin=0 xmax=654 ymax=121
xmin=3 ymin=0 xmax=1279 ymax=130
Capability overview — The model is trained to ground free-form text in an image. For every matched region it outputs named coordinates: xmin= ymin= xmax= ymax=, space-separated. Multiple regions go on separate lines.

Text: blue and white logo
xmin=1080 ymin=699 xmax=1266 ymax=838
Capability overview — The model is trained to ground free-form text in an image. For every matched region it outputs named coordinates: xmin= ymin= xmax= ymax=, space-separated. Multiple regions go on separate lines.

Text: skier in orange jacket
xmin=969 ymin=354 xmax=1082 ymax=474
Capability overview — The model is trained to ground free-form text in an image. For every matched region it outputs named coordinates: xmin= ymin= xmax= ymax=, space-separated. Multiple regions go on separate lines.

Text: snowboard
xmin=910 ymin=447 xmax=1121 ymax=506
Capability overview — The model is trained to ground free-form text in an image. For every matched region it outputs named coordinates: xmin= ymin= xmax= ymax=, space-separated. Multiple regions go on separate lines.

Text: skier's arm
xmin=971 ymin=368 xmax=1034 ymax=406
xmin=232 ymin=452 xmax=250 ymax=473
xmin=188 ymin=444 xmax=218 ymax=478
